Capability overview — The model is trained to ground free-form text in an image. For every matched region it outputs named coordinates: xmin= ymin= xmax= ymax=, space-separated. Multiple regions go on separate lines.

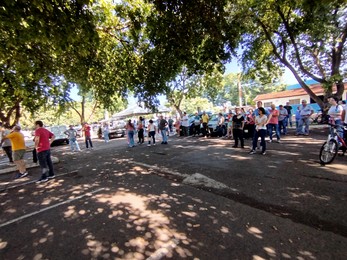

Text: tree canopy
xmin=147 ymin=0 xmax=347 ymax=110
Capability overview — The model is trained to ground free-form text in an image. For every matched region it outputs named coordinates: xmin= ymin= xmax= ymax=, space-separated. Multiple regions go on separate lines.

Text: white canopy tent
xmin=111 ymin=104 xmax=170 ymax=119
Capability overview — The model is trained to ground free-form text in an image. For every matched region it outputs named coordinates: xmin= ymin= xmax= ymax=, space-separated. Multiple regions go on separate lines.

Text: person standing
xmin=147 ymin=119 xmax=157 ymax=146
xmin=1 ymin=125 xmax=28 ymax=179
xmin=296 ymin=100 xmax=314 ymax=136
xmin=103 ymin=123 xmax=110 ymax=143
xmin=193 ymin=112 xmax=201 ymax=137
xmin=327 ymin=96 xmax=343 ymax=139
xmin=64 ymin=125 xmax=80 ymax=152
xmin=201 ymin=111 xmax=209 ymax=137
xmin=181 ymin=112 xmax=189 ymax=136
xmin=137 ymin=116 xmax=145 ymax=144
xmin=267 ymin=104 xmax=281 ymax=143
xmin=34 ymin=121 xmax=55 ymax=183
xmin=168 ymin=117 xmax=174 ymax=134
xmin=249 ymin=107 xmax=268 ymax=155
xmin=1 ymin=125 xmax=14 ymax=165
xmin=284 ymin=102 xmax=293 ymax=127
xmin=232 ymin=108 xmax=245 ymax=148
xmin=126 ymin=119 xmax=135 ymax=147
xmin=278 ymin=105 xmax=289 ymax=135
xmin=82 ymin=122 xmax=93 ymax=149
xmin=158 ymin=115 xmax=168 ymax=144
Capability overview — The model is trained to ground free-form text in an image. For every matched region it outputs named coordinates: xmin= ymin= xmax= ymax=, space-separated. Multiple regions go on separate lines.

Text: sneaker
xmin=261 ymin=151 xmax=266 ymax=155
xmin=8 ymin=162 xmax=15 ymax=166
xmin=47 ymin=175 xmax=55 ymax=179
xmin=249 ymin=150 xmax=255 ymax=155
xmin=14 ymin=173 xmax=22 ymax=179
xmin=20 ymin=172 xmax=28 ymax=178
xmin=153 ymin=143 xmax=156 ymax=146
xmin=277 ymin=140 xmax=281 ymax=143
xmin=304 ymin=134 xmax=309 ymax=136
xmin=36 ymin=178 xmax=48 ymax=184
xmin=268 ymin=140 xmax=272 ymax=143
xmin=147 ymin=144 xmax=151 ymax=147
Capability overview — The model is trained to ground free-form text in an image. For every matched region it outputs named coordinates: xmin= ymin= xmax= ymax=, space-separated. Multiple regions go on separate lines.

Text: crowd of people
xmin=1 ymin=96 xmax=346 ymax=182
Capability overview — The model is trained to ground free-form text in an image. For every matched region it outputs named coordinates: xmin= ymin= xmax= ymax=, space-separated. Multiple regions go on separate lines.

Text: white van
xmin=47 ymin=125 xmax=69 ymax=145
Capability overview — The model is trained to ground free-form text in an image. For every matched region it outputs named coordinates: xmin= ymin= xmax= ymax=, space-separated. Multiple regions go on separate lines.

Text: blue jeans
xmin=279 ymin=120 xmax=287 ymax=135
xmin=267 ymin=123 xmax=280 ymax=141
xmin=104 ymin=130 xmax=109 ymax=142
xmin=37 ymin=149 xmax=55 ymax=179
xmin=69 ymin=139 xmax=80 ymax=151
xmin=252 ymin=129 xmax=266 ymax=153
xmin=161 ymin=129 xmax=168 ymax=143
xmin=297 ymin=117 xmax=310 ymax=134
xmin=128 ymin=130 xmax=135 ymax=147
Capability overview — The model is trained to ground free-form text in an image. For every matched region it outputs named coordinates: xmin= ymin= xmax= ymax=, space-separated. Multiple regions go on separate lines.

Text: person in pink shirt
xmin=266 ymin=104 xmax=281 ymax=143
xmin=34 ymin=120 xmax=55 ymax=183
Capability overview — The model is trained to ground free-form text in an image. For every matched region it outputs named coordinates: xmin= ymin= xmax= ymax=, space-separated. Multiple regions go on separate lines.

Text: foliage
xmin=148 ymin=0 xmax=347 ymax=111
xmin=0 ymin=0 xmax=98 ymax=126
xmin=164 ymin=66 xmax=223 ymax=117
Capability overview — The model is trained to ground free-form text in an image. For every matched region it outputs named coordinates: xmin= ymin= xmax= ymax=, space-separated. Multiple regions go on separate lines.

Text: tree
xmin=148 ymin=0 xmax=347 ymax=111
xmin=0 ymin=0 xmax=98 ymax=126
xmin=165 ymin=66 xmax=223 ymax=117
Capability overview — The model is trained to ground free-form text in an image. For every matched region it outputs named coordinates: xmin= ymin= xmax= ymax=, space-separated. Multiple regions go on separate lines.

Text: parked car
xmin=108 ymin=120 xmax=126 ymax=138
xmin=207 ymin=114 xmax=228 ymax=137
xmin=47 ymin=125 xmax=69 ymax=145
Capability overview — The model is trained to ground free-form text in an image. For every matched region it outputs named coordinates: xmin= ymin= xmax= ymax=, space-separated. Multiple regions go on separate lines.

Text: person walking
xmin=1 ymin=125 xmax=14 ymax=165
xmin=158 ymin=115 xmax=168 ymax=144
xmin=249 ymin=107 xmax=268 ymax=155
xmin=64 ymin=125 xmax=81 ymax=152
xmin=126 ymin=119 xmax=135 ymax=147
xmin=34 ymin=121 xmax=55 ymax=183
xmin=82 ymin=122 xmax=93 ymax=149
xmin=147 ymin=119 xmax=157 ymax=146
xmin=1 ymin=125 xmax=28 ymax=179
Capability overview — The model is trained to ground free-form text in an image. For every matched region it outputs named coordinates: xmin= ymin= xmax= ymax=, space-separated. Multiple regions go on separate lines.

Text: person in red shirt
xmin=82 ymin=122 xmax=93 ymax=149
xmin=266 ymin=104 xmax=281 ymax=143
xmin=34 ymin=120 xmax=55 ymax=183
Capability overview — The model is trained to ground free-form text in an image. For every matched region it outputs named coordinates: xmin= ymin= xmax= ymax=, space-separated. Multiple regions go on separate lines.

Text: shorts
xmin=13 ymin=149 xmax=26 ymax=161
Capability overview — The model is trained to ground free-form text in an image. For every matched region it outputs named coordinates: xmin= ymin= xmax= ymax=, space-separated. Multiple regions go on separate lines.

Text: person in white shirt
xmin=181 ymin=112 xmax=189 ymax=136
xmin=249 ymin=107 xmax=268 ymax=155
xmin=296 ymin=100 xmax=314 ymax=136
xmin=328 ymin=96 xmax=344 ymax=139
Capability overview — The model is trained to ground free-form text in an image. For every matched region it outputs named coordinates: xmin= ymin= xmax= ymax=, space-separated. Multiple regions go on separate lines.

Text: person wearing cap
xmin=64 ymin=125 xmax=81 ymax=152
xmin=1 ymin=123 xmax=14 ymax=165
xmin=296 ymin=100 xmax=314 ymax=136
xmin=1 ymin=125 xmax=28 ymax=179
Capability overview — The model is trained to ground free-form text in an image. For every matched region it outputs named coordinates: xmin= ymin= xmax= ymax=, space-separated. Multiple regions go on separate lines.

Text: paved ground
xmin=0 ymin=126 xmax=346 ymax=260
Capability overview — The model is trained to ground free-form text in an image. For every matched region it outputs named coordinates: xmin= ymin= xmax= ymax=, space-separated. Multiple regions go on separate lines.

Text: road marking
xmin=0 ymin=188 xmax=104 ymax=228
xmin=131 ymin=162 xmax=238 ymax=192
xmin=0 ymin=170 xmax=78 ymax=192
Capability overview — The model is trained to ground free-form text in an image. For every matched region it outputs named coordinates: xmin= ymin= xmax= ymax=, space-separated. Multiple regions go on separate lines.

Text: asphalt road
xmin=0 ymin=126 xmax=346 ymax=260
